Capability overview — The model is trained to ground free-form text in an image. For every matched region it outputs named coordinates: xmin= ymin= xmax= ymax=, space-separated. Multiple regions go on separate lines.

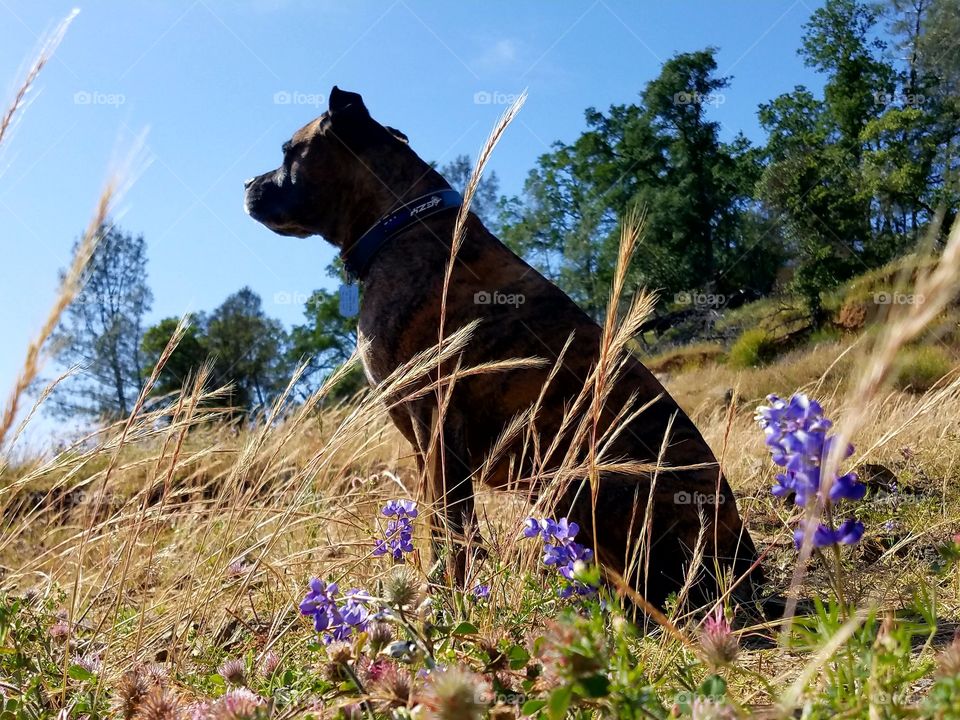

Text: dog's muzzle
xmin=243 ymin=172 xmax=311 ymax=237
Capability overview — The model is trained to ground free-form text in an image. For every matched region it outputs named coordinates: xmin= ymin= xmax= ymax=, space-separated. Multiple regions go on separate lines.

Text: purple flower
xmin=299 ymin=579 xmax=371 ymax=643
xmin=523 ymin=516 xmax=597 ymax=597
xmin=549 ymin=518 xmax=579 ymax=543
xmin=382 ymin=499 xmax=418 ymax=518
xmin=374 ymin=500 xmax=417 ymax=561
xmin=471 ymin=584 xmax=490 ymax=601
xmin=758 ymin=393 xmax=866 ymax=549
xmin=794 ymin=519 xmax=865 ymax=548
xmin=523 ymin=517 xmax=542 ymax=538
xmin=829 ymin=471 xmax=866 ymax=503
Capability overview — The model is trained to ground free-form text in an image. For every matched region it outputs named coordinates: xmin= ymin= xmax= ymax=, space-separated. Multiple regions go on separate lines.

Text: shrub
xmin=729 ymin=328 xmax=778 ymax=368
xmin=894 ymin=346 xmax=954 ymax=393
xmin=644 ymin=342 xmax=726 ymax=374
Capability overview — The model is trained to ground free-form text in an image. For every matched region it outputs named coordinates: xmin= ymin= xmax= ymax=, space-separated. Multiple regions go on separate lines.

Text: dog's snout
xmin=244 ymin=177 xmax=255 ymax=189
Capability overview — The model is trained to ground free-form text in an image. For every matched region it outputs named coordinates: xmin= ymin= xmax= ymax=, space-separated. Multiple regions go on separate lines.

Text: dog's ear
xmin=329 ymin=86 xmax=369 ymax=117
xmin=385 ymin=126 xmax=408 ymax=144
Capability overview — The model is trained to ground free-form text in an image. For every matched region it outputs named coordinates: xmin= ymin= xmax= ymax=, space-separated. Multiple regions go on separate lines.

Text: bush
xmin=644 ymin=342 xmax=726 ymax=374
xmin=729 ymin=328 xmax=778 ymax=368
xmin=894 ymin=346 xmax=954 ymax=393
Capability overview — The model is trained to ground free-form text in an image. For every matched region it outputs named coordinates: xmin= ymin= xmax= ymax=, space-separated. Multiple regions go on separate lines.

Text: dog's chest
xmin=355 ymin=328 xmax=382 ymax=386
xmin=356 ymin=269 xmax=444 ymax=387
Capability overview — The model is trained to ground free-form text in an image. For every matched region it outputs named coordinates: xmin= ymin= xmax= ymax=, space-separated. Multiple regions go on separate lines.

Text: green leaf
xmin=452 ymin=621 xmax=479 ymax=636
xmin=548 ymin=685 xmax=573 ymax=720
xmin=699 ymin=673 xmax=727 ymax=698
xmin=208 ymin=673 xmax=227 ymax=694
xmin=68 ymin=664 xmax=96 ymax=682
xmin=521 ymin=698 xmax=547 ymax=716
xmin=508 ymin=644 xmax=530 ymax=669
xmin=577 ymin=673 xmax=610 ymax=698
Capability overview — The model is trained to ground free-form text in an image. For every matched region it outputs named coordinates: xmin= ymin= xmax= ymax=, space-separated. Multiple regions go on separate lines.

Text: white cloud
xmin=473 ymin=38 xmax=519 ymax=70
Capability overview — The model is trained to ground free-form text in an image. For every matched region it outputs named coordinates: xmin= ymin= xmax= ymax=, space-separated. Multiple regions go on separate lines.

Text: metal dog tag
xmin=339 ymin=282 xmax=359 ymax=318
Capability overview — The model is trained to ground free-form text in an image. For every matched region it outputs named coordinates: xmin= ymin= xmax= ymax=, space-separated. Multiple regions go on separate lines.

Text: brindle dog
xmin=245 ymin=86 xmax=764 ymax=609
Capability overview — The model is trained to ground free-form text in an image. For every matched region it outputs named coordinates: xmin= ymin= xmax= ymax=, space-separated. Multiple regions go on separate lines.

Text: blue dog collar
xmin=343 ymin=188 xmax=463 ymax=281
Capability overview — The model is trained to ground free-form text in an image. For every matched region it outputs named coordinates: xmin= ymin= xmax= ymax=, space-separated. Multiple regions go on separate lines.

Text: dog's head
xmin=244 ymin=86 xmax=419 ymax=244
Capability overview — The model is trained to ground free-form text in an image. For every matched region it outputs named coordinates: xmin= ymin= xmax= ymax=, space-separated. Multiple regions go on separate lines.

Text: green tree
xmin=757 ymin=0 xmax=899 ymax=322
xmin=205 ymin=287 xmax=290 ymax=413
xmin=52 ymin=223 xmax=152 ymax=419
xmin=438 ymin=154 xmax=501 ymax=228
xmin=140 ymin=315 xmax=209 ymax=398
xmin=757 ymin=87 xmax=858 ymax=322
xmin=914 ymin=0 xmax=960 ymax=229
xmin=500 ymin=49 xmax=781 ymax=319
xmin=288 ymin=285 xmax=365 ymax=401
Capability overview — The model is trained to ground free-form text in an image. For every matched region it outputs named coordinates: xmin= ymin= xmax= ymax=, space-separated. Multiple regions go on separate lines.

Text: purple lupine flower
xmin=299 ymin=579 xmax=371 ymax=643
xmin=373 ymin=500 xmax=417 ymax=561
xmin=523 ymin=517 xmax=543 ymax=538
xmin=794 ymin=518 xmax=865 ymax=548
xmin=523 ymin=516 xmax=597 ymax=597
xmin=471 ymin=584 xmax=490 ymax=601
xmin=548 ymin=518 xmax=579 ymax=543
xmin=757 ymin=393 xmax=865 ymax=549
xmin=300 ymin=578 xmax=340 ymax=633
xmin=829 ymin=471 xmax=866 ymax=503
xmin=340 ymin=589 xmax=372 ymax=629
xmin=382 ymin=499 xmax=418 ymax=518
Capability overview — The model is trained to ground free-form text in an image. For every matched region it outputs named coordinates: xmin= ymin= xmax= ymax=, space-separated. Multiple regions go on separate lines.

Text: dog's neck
xmin=332 ymin=157 xmax=458 ymax=279
xmin=341 ymin=187 xmax=462 ymax=280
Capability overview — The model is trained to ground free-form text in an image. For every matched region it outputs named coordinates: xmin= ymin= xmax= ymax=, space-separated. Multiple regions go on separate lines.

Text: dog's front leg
xmin=419 ymin=406 xmax=485 ymax=587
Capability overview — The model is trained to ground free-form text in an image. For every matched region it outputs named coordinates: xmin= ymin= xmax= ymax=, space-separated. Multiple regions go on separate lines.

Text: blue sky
xmin=0 ymin=0 xmax=826 ymax=446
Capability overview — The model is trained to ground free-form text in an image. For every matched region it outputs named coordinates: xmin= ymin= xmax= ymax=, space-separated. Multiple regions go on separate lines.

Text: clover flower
xmin=756 ymin=393 xmax=865 ymax=549
xmin=208 ymin=688 xmax=264 ymax=720
xmin=299 ymin=578 xmax=371 ymax=643
xmin=373 ymin=499 xmax=417 ymax=561
xmin=71 ymin=652 xmax=101 ymax=675
xmin=421 ymin=666 xmax=489 ymax=720
xmin=523 ymin=517 xmax=597 ymax=597
xmin=259 ymin=650 xmax=280 ymax=678
xmin=218 ymin=658 xmax=245 ymax=685
xmin=699 ymin=607 xmax=739 ymax=669
xmin=134 ymin=686 xmax=181 ymax=720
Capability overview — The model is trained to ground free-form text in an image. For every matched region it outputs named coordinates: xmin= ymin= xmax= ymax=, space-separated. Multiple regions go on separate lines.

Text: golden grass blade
xmin=0 ymin=9 xmax=79 ymax=151
xmin=0 ymin=184 xmax=111 ymax=455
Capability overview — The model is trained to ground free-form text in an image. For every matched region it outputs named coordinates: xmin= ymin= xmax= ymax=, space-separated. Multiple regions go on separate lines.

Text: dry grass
xmin=2 ymin=47 xmax=960 ymax=713
xmin=2 ymin=212 xmax=958 ymax=709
